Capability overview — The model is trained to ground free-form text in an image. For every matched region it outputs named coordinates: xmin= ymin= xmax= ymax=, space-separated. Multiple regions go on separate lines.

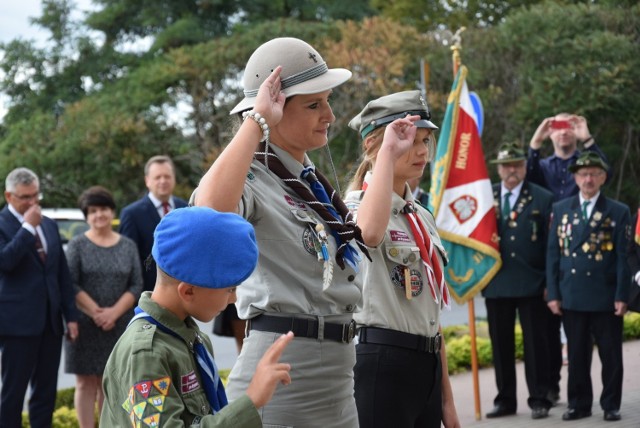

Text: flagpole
xmin=450 ymin=27 xmax=482 ymax=421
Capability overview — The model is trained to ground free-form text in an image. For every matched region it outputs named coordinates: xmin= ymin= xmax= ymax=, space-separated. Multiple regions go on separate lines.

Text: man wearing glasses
xmin=0 ymin=167 xmax=79 ymax=427
xmin=546 ymin=152 xmax=630 ymax=422
xmin=526 ymin=113 xmax=609 ymax=408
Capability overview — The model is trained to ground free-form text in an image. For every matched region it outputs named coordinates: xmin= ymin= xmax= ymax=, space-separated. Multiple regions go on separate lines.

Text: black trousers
xmin=545 ymin=309 xmax=563 ymax=394
xmin=354 ymin=342 xmax=442 ymax=428
xmin=0 ymin=321 xmax=62 ymax=428
xmin=562 ymin=309 xmax=623 ymax=412
xmin=485 ymin=296 xmax=551 ymax=410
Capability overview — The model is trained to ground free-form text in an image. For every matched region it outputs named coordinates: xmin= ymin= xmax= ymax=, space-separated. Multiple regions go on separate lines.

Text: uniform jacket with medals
xmin=547 ymin=194 xmax=631 ymax=311
xmin=483 ymin=181 xmax=553 ymax=299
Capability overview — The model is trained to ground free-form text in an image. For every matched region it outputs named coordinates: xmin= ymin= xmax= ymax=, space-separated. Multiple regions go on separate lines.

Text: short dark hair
xmin=78 ymin=186 xmax=116 ymax=218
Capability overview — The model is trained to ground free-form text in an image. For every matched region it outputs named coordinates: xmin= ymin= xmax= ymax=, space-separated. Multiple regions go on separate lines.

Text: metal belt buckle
xmin=433 ymin=334 xmax=441 ymax=353
xmin=342 ymin=319 xmax=356 ymax=343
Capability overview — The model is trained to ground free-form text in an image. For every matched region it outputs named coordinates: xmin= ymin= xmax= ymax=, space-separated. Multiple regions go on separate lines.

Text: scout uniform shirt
xmin=235 ymin=144 xmax=362 ymax=319
xmin=547 ymin=193 xmax=631 ymax=311
xmin=345 ymin=178 xmax=446 ymax=338
xmin=100 ymin=292 xmax=261 ymax=428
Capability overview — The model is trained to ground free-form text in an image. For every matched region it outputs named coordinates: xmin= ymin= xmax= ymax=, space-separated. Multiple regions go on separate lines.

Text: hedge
xmin=22 ymin=312 xmax=640 ymax=426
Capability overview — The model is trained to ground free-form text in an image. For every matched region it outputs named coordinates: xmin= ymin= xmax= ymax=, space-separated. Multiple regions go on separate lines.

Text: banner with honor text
xmin=428 ymin=65 xmax=501 ymax=304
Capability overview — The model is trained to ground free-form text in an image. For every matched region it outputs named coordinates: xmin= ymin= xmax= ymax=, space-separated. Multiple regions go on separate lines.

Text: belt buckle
xmin=342 ymin=319 xmax=356 ymax=343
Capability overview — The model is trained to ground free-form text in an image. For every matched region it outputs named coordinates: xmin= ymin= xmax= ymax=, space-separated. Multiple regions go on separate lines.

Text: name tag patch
xmin=390 ymin=230 xmax=411 ymax=242
xmin=181 ymin=371 xmax=200 ymax=393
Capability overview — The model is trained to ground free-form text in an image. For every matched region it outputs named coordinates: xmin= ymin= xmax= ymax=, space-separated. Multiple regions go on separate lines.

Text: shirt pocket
xmin=182 ymin=389 xmax=210 ymax=424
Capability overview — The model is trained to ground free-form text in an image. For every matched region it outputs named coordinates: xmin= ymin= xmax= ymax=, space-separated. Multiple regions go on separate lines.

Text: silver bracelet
xmin=242 ymin=110 xmax=270 ymax=141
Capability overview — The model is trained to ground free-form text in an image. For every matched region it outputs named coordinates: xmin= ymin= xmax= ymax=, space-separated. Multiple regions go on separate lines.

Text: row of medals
xmin=558 ymin=212 xmax=614 ymax=261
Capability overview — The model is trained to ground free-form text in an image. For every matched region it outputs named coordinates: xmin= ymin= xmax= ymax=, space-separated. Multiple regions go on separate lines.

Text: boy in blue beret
xmin=100 ymin=207 xmax=293 ymax=427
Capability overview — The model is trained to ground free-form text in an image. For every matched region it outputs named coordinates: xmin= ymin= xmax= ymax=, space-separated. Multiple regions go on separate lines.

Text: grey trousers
xmin=227 ymin=329 xmax=359 ymax=428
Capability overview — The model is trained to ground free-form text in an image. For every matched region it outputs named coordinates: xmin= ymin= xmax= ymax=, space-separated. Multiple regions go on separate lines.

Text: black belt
xmin=358 ymin=327 xmax=441 ymax=353
xmin=247 ymin=314 xmax=356 ymax=344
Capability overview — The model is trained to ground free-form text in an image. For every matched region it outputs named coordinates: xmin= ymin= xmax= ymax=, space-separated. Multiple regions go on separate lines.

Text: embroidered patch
xmin=181 ymin=370 xmax=200 ymax=393
xmin=129 ymin=410 xmax=137 ymax=427
xmin=132 ymin=401 xmax=147 ymax=420
xmin=389 ymin=230 xmax=411 ymax=242
xmin=284 ymin=195 xmax=307 ymax=210
xmin=390 ymin=265 xmax=423 ymax=297
xmin=122 ymin=386 xmax=135 ymax=413
xmin=143 ymin=413 xmax=161 ymax=427
xmin=134 ymin=381 xmax=152 ymax=399
xmin=152 ymin=377 xmax=171 ymax=396
xmin=147 ymin=395 xmax=165 ymax=413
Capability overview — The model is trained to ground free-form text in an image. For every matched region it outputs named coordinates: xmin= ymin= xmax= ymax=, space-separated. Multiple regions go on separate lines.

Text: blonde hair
xmin=346 ymin=127 xmax=436 ymax=194
xmin=346 ymin=127 xmax=385 ymax=193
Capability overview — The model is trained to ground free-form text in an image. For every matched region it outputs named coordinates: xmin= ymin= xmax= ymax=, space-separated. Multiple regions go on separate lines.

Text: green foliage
xmin=623 ymin=312 xmax=640 ymax=340
xmin=442 ymin=313 xmax=640 ymax=374
xmin=55 ymin=387 xmax=75 ymax=410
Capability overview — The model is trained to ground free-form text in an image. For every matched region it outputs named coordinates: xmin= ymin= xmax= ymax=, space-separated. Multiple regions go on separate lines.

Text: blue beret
xmin=152 ymin=207 xmax=258 ymax=289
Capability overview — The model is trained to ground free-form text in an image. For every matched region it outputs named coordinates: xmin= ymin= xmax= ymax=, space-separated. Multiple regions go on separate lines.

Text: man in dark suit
xmin=547 ymin=151 xmax=630 ymax=422
xmin=0 ymin=167 xmax=79 ymax=427
xmin=483 ymin=142 xmax=554 ymax=420
xmin=119 ymin=155 xmax=188 ymax=292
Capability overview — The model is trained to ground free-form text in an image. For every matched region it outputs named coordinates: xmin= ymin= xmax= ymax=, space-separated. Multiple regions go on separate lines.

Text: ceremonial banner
xmin=428 ymin=65 xmax=501 ymax=304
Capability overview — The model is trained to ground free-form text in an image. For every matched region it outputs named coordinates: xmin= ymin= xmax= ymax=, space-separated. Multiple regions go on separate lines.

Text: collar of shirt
xmin=147 ymin=193 xmax=173 ymax=215
xmin=579 ymin=191 xmax=601 ymax=220
xmin=500 ymin=180 xmax=524 ymax=209
xmin=270 ymin=143 xmax=314 ymax=179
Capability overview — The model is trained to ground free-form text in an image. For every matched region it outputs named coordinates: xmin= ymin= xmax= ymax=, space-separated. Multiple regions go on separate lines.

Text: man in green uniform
xmin=101 ymin=206 xmax=294 ymax=427
xmin=547 ymin=151 xmax=630 ymax=422
xmin=483 ymin=142 xmax=554 ymax=420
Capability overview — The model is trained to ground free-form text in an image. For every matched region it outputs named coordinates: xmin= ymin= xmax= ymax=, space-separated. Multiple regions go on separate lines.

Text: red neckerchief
xmin=403 ymin=201 xmax=450 ymax=308
xmin=361 ymin=177 xmax=449 ymax=307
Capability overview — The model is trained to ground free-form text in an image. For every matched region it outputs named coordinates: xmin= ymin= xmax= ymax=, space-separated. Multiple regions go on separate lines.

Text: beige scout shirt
xmin=345 ymin=179 xmax=446 ymax=338
xmin=236 ymin=145 xmax=362 ymax=320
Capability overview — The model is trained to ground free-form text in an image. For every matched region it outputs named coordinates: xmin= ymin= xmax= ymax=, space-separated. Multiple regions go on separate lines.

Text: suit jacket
xmin=547 ymin=193 xmax=630 ymax=311
xmin=628 ymin=212 xmax=640 ymax=276
xmin=119 ymin=195 xmax=187 ymax=291
xmin=0 ymin=207 xmax=78 ymax=336
xmin=483 ymin=181 xmax=553 ymax=298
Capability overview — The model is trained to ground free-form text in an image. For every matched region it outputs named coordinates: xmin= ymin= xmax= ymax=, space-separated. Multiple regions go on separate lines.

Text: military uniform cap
xmin=349 ymin=90 xmax=438 ymax=139
xmin=490 ymin=142 xmax=526 ymax=164
xmin=230 ymin=37 xmax=352 ymax=114
xmin=152 ymin=207 xmax=258 ymax=289
xmin=568 ymin=151 xmax=608 ymax=173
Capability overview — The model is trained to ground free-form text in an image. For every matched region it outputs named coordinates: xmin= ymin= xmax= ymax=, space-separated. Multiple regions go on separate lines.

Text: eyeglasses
xmin=575 ymin=171 xmax=604 ymax=179
xmin=12 ymin=192 xmax=43 ymax=201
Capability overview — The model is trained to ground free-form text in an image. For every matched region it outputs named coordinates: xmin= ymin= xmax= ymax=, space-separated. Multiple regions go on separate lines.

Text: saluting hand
xmin=382 ymin=116 xmax=420 ymax=160
xmin=253 ymin=66 xmax=286 ymax=129
xmin=246 ymin=331 xmax=294 ymax=408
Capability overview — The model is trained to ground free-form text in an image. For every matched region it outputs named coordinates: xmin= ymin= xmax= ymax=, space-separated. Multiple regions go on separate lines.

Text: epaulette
xmin=128 ymin=320 xmax=157 ymax=354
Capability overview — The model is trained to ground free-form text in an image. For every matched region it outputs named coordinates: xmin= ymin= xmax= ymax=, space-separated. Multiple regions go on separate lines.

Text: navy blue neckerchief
xmin=129 ymin=306 xmax=228 ymax=413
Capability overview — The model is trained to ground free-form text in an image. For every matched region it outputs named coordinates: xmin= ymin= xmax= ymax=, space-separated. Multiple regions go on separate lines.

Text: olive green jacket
xmin=100 ymin=292 xmax=261 ymax=427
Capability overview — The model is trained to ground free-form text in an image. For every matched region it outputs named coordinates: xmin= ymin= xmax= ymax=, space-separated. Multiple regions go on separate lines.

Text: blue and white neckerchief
xmin=129 ymin=307 xmax=228 ymax=413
